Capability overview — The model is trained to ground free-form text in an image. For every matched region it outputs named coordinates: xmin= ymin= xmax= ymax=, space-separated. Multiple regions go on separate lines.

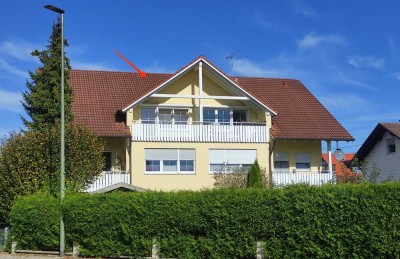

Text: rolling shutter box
xmin=209 ymin=149 xmax=256 ymax=164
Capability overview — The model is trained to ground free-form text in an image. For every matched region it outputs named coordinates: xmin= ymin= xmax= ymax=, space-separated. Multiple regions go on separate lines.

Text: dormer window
xmin=387 ymin=138 xmax=396 ymax=154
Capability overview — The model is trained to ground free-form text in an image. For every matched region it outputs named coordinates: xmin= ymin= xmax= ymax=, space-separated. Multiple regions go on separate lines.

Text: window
xmin=140 ymin=107 xmax=188 ymax=124
xmin=146 ymin=160 xmax=160 ymax=171
xmin=209 ymin=149 xmax=256 ymax=173
xmin=387 ymin=138 xmax=396 ymax=154
xmin=180 ymin=160 xmax=194 ymax=171
xmin=296 ymin=153 xmax=310 ymax=171
xmin=274 ymin=152 xmax=289 ymax=172
xmin=203 ymin=108 xmax=247 ymax=124
xmin=233 ymin=110 xmax=247 ymax=123
xmin=102 ymin=151 xmax=112 ymax=171
xmin=159 ymin=109 xmax=173 ymax=124
xmin=141 ymin=108 xmax=156 ymax=124
xmin=145 ymin=149 xmax=195 ymax=174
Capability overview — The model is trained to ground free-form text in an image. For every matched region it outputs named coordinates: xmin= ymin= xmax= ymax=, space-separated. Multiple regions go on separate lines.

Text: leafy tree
xmin=246 ymin=160 xmax=263 ymax=189
xmin=0 ymin=125 xmax=104 ymax=227
xmin=21 ymin=17 xmax=73 ymax=130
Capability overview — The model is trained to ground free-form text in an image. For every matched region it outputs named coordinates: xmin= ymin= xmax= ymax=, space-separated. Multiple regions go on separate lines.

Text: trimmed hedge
xmin=10 ymin=183 xmax=400 ymax=258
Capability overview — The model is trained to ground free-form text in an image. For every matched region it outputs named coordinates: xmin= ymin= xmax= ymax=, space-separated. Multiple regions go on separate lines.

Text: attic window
xmin=387 ymin=138 xmax=396 ymax=154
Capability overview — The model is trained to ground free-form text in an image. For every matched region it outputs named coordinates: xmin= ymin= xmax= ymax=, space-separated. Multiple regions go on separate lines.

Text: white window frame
xmin=209 ymin=149 xmax=256 ymax=174
xmin=203 ymin=107 xmax=248 ymax=125
xmin=140 ymin=106 xmax=189 ymax=124
xmin=144 ymin=149 xmax=195 ymax=175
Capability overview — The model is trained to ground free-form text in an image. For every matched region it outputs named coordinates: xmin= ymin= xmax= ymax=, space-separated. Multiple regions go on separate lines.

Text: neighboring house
xmin=355 ymin=123 xmax=400 ymax=182
xmin=70 ymin=55 xmax=353 ymax=191
xmin=321 ymin=153 xmax=360 ymax=183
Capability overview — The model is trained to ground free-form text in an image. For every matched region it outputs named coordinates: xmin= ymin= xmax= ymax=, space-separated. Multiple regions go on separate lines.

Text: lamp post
xmin=44 ymin=4 xmax=65 ymax=257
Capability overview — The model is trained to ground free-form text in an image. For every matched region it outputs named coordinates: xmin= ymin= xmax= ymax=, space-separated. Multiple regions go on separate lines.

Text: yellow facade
xmin=110 ymin=62 xmax=323 ymax=191
xmin=103 ymin=137 xmax=130 ymax=172
xmin=273 ymin=140 xmax=322 ymax=172
xmin=131 ymin=142 xmax=269 ymax=191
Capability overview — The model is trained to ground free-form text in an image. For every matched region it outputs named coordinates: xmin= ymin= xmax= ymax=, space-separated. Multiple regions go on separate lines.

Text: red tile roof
xmin=69 ymin=57 xmax=353 ymax=141
xmin=235 ymin=78 xmax=353 ymax=140
xmin=70 ymin=70 xmax=171 ymax=137
xmin=322 ymin=153 xmax=354 ymax=176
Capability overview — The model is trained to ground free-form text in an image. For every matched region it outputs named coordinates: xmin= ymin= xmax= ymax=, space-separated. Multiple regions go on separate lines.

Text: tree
xmin=21 ymin=17 xmax=73 ymax=130
xmin=0 ymin=125 xmax=104 ymax=227
xmin=246 ymin=160 xmax=263 ymax=188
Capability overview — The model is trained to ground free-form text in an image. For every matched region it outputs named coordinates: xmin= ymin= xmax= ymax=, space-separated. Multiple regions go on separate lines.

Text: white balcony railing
xmin=85 ymin=171 xmax=131 ymax=192
xmin=131 ymin=122 xmax=269 ymax=143
xmin=272 ymin=171 xmax=336 ymax=187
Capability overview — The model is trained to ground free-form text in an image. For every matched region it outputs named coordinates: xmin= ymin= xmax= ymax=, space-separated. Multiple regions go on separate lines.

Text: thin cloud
xmin=286 ymin=0 xmax=318 ymax=18
xmin=253 ymin=13 xmax=288 ymax=31
xmin=71 ymin=61 xmax=117 ymax=71
xmin=348 ymin=56 xmax=385 ymax=69
xmin=297 ymin=33 xmax=346 ymax=50
xmin=0 ymin=59 xmax=27 ymax=77
xmin=0 ymin=40 xmax=40 ymax=62
xmin=320 ymin=93 xmax=369 ymax=110
xmin=390 ymin=72 xmax=400 ymax=80
xmin=388 ymin=37 xmax=400 ymax=63
xmin=232 ymin=58 xmax=291 ymax=78
xmin=0 ymin=89 xmax=23 ymax=113
xmin=334 ymin=70 xmax=375 ymax=90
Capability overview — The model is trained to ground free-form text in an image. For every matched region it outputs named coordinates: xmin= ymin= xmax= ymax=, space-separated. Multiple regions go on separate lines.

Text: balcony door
xmin=203 ymin=108 xmax=247 ymax=125
xmin=141 ymin=107 xmax=188 ymax=124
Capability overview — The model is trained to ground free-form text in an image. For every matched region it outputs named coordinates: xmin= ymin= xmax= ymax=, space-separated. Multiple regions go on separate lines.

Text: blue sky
xmin=0 ymin=0 xmax=399 ymax=153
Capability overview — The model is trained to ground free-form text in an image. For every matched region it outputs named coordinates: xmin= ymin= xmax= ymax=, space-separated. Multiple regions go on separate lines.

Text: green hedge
xmin=10 ymin=183 xmax=400 ymax=258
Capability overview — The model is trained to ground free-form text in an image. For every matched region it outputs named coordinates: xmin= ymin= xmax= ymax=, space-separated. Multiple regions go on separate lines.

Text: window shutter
xmin=225 ymin=149 xmax=256 ymax=164
xmin=179 ymin=149 xmax=195 ymax=160
xmin=209 ymin=149 xmax=225 ymax=164
xmin=296 ymin=153 xmax=310 ymax=163
xmin=275 ymin=152 xmax=289 ymax=162
xmin=145 ymin=149 xmax=178 ymax=160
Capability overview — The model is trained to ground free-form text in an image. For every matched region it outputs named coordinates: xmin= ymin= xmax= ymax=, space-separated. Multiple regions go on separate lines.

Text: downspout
xmin=199 ymin=62 xmax=203 ymax=123
xmin=269 ymin=135 xmax=276 ymax=188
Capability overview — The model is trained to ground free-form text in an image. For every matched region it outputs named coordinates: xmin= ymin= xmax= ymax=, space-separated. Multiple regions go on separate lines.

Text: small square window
xmin=146 ymin=160 xmax=160 ymax=171
xmin=180 ymin=160 xmax=194 ymax=171
xmin=163 ymin=160 xmax=177 ymax=171
xmin=387 ymin=138 xmax=396 ymax=154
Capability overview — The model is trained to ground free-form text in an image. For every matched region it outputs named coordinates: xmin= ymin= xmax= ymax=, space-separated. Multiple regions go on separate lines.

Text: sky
xmin=0 ymin=0 xmax=399 ymax=153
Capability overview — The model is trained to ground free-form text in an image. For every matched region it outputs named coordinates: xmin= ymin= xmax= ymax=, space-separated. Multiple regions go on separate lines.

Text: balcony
xmin=131 ymin=121 xmax=269 ymax=143
xmin=85 ymin=171 xmax=131 ymax=192
xmin=272 ymin=171 xmax=336 ymax=186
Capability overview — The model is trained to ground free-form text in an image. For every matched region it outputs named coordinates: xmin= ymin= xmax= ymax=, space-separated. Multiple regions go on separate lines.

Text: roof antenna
xmin=226 ymin=49 xmax=240 ymax=76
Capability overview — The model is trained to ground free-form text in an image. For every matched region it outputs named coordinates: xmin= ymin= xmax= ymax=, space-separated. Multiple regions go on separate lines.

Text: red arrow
xmin=114 ymin=50 xmax=147 ymax=78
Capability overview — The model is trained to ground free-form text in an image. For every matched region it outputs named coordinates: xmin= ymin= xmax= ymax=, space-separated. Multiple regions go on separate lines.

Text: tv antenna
xmin=226 ymin=49 xmax=240 ymax=75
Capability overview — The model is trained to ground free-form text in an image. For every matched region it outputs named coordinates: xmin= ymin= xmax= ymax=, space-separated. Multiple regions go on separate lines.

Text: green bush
xmin=10 ymin=183 xmax=400 ymax=258
xmin=246 ymin=160 xmax=263 ymax=188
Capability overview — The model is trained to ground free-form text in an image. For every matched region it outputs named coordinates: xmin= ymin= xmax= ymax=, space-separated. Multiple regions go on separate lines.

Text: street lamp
xmin=44 ymin=4 xmax=65 ymax=257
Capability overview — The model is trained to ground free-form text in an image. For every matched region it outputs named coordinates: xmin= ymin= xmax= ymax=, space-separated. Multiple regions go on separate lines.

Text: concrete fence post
xmin=11 ymin=241 xmax=17 ymax=254
xmin=152 ymin=238 xmax=159 ymax=259
xmin=72 ymin=243 xmax=80 ymax=258
xmin=256 ymin=241 xmax=265 ymax=259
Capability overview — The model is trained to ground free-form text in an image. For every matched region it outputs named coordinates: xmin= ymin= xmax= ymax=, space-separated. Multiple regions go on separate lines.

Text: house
xmin=70 ymin=55 xmax=353 ymax=191
xmin=321 ymin=153 xmax=360 ymax=183
xmin=355 ymin=123 xmax=400 ymax=182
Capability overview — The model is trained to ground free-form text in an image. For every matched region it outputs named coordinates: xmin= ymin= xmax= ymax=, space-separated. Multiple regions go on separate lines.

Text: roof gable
xmin=122 ymin=56 xmax=277 ymax=115
xmin=356 ymin=122 xmax=400 ymax=159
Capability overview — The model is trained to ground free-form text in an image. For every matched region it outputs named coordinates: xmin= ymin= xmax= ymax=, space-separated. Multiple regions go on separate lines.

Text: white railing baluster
xmin=131 ymin=121 xmax=269 ymax=143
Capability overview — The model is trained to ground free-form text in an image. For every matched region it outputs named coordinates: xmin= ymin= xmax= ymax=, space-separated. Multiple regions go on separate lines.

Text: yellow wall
xmin=131 ymin=142 xmax=269 ymax=191
xmin=273 ymin=140 xmax=322 ymax=172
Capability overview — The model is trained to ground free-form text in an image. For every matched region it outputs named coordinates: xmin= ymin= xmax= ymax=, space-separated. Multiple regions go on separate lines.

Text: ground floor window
xmin=145 ymin=149 xmax=195 ymax=174
xmin=274 ymin=152 xmax=289 ymax=172
xmin=296 ymin=152 xmax=311 ymax=171
xmin=209 ymin=149 xmax=256 ymax=173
